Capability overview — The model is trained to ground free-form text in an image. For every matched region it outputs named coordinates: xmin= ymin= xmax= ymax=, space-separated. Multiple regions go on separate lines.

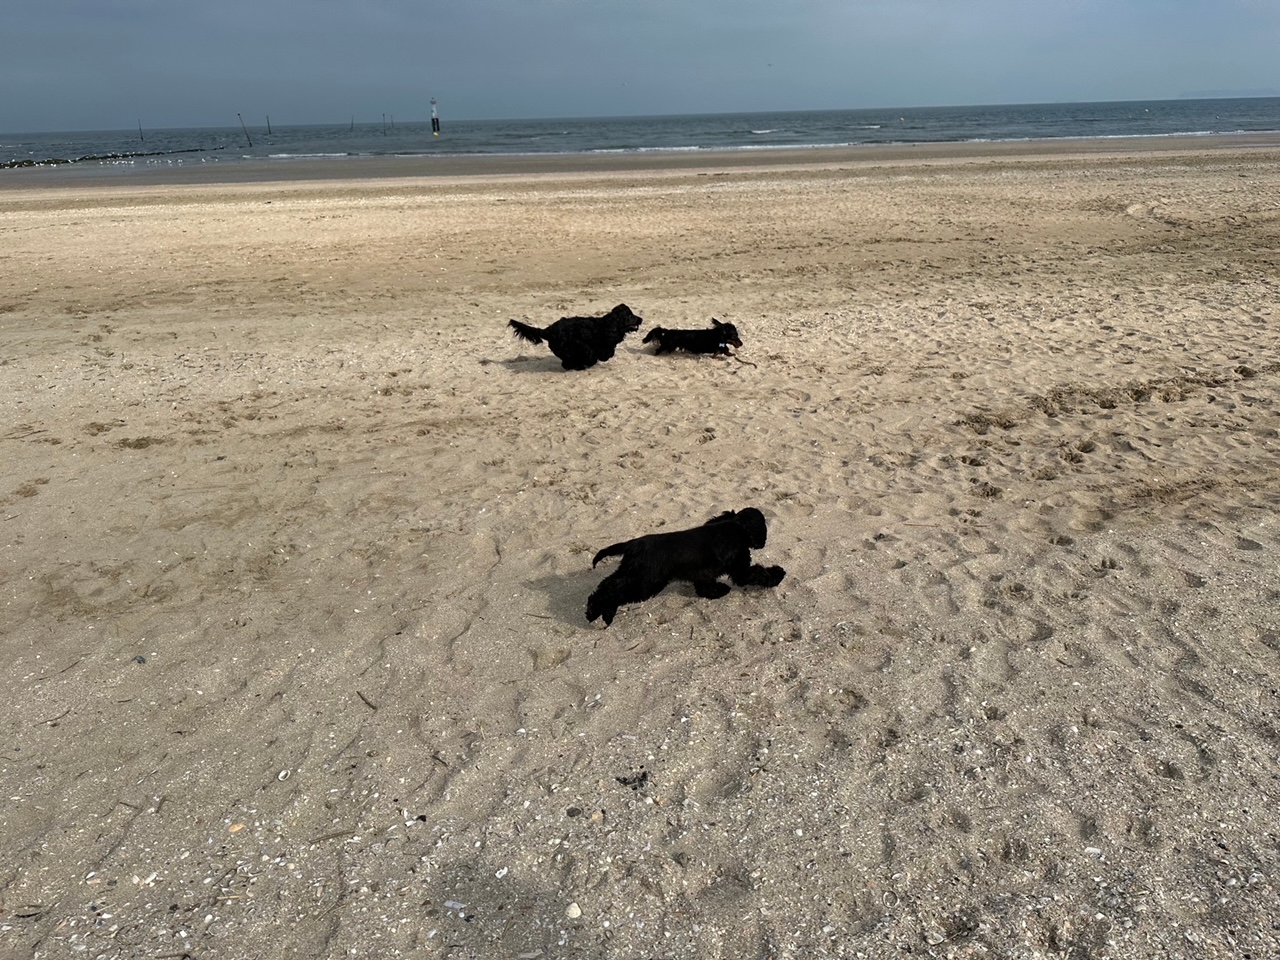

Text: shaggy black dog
xmin=585 ymin=507 xmax=785 ymax=627
xmin=642 ymin=318 xmax=742 ymax=356
xmin=508 ymin=303 xmax=643 ymax=370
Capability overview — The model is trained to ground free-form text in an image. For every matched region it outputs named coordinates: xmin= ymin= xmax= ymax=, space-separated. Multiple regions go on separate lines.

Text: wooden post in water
xmin=238 ymin=113 xmax=253 ymax=147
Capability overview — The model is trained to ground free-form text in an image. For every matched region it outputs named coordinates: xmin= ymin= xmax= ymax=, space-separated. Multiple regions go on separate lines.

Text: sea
xmin=3 ymin=97 xmax=1278 ymax=173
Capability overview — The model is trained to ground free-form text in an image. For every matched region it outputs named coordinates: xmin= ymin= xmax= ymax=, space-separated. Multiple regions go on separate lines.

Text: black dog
xmin=585 ymin=507 xmax=785 ymax=627
xmin=642 ymin=318 xmax=742 ymax=356
xmin=508 ymin=303 xmax=643 ymax=370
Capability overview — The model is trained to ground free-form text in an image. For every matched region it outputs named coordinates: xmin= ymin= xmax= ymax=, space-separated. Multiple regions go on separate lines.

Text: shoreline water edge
xmin=4 ymin=96 xmax=1280 ymax=183
xmin=0 ymin=130 xmax=1278 ymax=188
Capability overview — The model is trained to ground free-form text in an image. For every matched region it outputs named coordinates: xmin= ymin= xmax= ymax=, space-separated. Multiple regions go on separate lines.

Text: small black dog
xmin=585 ymin=507 xmax=785 ymax=627
xmin=508 ymin=303 xmax=643 ymax=370
xmin=642 ymin=318 xmax=742 ymax=356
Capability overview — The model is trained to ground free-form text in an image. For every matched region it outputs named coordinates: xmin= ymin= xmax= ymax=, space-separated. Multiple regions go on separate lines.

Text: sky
xmin=3 ymin=0 xmax=1279 ymax=133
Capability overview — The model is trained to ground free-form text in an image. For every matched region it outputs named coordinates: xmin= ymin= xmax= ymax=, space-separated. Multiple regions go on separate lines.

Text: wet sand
xmin=6 ymin=131 xmax=1280 ymax=186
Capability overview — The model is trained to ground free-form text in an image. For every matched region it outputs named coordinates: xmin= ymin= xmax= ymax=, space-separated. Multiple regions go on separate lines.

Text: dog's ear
xmin=712 ymin=318 xmax=724 ymax=327
xmin=737 ymin=507 xmax=768 ymax=549
xmin=705 ymin=510 xmax=737 ymax=526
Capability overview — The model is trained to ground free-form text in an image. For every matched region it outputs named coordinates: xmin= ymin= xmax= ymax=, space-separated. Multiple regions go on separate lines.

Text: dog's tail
xmin=508 ymin=319 xmax=547 ymax=345
xmin=591 ymin=542 xmax=628 ymax=567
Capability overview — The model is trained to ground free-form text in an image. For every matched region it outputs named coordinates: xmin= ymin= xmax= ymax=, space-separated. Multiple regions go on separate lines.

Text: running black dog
xmin=508 ymin=303 xmax=643 ymax=370
xmin=585 ymin=507 xmax=785 ymax=627
xmin=642 ymin=318 xmax=742 ymax=356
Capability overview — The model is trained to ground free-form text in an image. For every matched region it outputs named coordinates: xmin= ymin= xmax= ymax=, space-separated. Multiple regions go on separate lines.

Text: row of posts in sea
xmin=3 ymin=105 xmax=442 ymax=169
xmin=227 ymin=107 xmax=436 ymax=147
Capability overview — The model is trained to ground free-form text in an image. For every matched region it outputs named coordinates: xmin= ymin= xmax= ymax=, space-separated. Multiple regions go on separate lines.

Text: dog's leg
xmin=729 ymin=560 xmax=787 ymax=588
xmin=759 ymin=565 xmax=787 ymax=587
xmin=560 ymin=350 xmax=595 ymax=371
xmin=586 ymin=569 xmax=670 ymax=626
xmin=694 ymin=579 xmax=732 ymax=599
xmin=585 ymin=571 xmax=627 ymax=625
xmin=585 ymin=589 xmax=619 ymax=627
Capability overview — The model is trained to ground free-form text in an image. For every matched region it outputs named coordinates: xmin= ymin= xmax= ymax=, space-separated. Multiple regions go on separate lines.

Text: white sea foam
xmin=267 ymin=152 xmax=351 ymax=159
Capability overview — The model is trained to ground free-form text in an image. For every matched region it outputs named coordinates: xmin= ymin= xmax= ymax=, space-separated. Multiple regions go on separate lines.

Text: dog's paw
xmin=764 ymin=565 xmax=786 ymax=587
xmin=585 ymin=596 xmax=615 ymax=627
xmin=695 ymin=580 xmax=732 ymax=600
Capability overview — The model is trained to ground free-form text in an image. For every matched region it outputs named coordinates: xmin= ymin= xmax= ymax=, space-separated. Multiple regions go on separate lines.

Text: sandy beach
xmin=3 ymin=138 xmax=1279 ymax=959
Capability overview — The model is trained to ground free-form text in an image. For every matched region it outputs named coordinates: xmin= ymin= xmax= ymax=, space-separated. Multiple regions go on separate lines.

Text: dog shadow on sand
xmin=478 ymin=356 xmax=567 ymax=374
xmin=526 ymin=568 xmax=707 ymax=630
xmin=525 ymin=569 xmax=601 ymax=627
xmin=479 ymin=345 xmax=652 ymax=375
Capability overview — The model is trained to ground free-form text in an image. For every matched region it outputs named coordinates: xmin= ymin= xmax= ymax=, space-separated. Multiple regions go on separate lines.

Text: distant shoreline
xmin=3 ymin=132 xmax=1280 ymax=189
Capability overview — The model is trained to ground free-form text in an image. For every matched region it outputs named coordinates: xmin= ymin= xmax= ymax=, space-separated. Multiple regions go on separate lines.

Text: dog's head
xmin=706 ymin=507 xmax=769 ymax=549
xmin=607 ymin=304 xmax=644 ymax=333
xmin=711 ymin=318 xmax=743 ymax=349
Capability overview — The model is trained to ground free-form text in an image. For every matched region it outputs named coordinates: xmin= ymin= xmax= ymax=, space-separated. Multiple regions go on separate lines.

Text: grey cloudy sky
xmin=4 ymin=0 xmax=1278 ymax=132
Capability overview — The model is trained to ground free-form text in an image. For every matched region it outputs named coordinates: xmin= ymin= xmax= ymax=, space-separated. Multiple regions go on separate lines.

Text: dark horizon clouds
xmin=3 ymin=0 xmax=1278 ymax=133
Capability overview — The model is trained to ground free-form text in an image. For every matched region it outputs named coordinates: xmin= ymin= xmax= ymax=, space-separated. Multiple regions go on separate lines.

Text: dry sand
xmin=2 ymin=140 xmax=1280 ymax=959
